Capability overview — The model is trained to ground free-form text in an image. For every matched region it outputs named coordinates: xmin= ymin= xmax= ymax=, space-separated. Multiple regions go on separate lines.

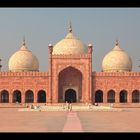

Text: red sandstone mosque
xmin=0 ymin=23 xmax=139 ymax=105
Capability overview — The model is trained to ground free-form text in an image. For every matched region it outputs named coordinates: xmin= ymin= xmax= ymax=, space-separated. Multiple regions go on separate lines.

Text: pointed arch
xmin=65 ymin=88 xmax=76 ymax=103
xmin=95 ymin=90 xmax=103 ymax=103
xmin=25 ymin=90 xmax=34 ymax=103
xmin=37 ymin=90 xmax=46 ymax=103
xmin=120 ymin=90 xmax=128 ymax=103
xmin=1 ymin=90 xmax=9 ymax=103
xmin=58 ymin=66 xmax=82 ymax=103
xmin=58 ymin=66 xmax=83 ymax=76
xmin=132 ymin=90 xmax=140 ymax=103
xmin=107 ymin=90 xmax=115 ymax=103
xmin=13 ymin=90 xmax=21 ymax=103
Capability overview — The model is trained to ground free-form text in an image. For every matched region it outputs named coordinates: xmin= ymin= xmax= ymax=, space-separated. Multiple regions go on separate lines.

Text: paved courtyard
xmin=0 ymin=108 xmax=140 ymax=132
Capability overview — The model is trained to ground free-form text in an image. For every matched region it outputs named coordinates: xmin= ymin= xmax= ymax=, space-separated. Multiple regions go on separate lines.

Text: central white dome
xmin=8 ymin=40 xmax=39 ymax=72
xmin=52 ymin=26 xmax=87 ymax=55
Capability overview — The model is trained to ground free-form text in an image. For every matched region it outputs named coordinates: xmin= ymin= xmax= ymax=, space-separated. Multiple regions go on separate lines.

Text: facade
xmin=0 ymin=25 xmax=140 ymax=105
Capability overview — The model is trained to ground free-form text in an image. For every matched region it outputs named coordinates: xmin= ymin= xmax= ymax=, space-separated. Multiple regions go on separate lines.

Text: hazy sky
xmin=0 ymin=8 xmax=140 ymax=72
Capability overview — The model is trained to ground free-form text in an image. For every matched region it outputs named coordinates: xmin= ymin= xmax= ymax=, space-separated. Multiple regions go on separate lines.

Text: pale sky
xmin=0 ymin=8 xmax=140 ymax=72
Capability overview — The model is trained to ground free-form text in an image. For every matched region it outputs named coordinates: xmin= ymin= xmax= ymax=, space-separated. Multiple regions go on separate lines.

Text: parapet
xmin=0 ymin=72 xmax=49 ymax=77
xmin=92 ymin=72 xmax=140 ymax=77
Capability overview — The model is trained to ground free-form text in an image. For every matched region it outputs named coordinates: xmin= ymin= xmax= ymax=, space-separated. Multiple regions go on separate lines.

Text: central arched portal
xmin=65 ymin=89 xmax=76 ymax=103
xmin=58 ymin=66 xmax=82 ymax=103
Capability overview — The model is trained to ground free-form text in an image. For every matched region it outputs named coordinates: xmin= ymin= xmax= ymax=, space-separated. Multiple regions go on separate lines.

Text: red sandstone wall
xmin=92 ymin=72 xmax=140 ymax=103
xmin=0 ymin=72 xmax=49 ymax=103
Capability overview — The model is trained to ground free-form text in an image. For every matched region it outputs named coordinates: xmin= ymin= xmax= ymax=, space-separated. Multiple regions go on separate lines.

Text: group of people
xmin=26 ymin=104 xmax=41 ymax=110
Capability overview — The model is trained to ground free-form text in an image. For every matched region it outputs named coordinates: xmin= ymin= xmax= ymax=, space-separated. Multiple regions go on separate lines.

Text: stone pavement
xmin=0 ymin=108 xmax=67 ymax=132
xmin=77 ymin=109 xmax=140 ymax=132
xmin=0 ymin=108 xmax=140 ymax=132
xmin=62 ymin=111 xmax=83 ymax=132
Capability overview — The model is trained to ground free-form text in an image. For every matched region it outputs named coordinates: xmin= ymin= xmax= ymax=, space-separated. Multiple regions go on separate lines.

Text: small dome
xmin=52 ymin=24 xmax=87 ymax=55
xmin=8 ymin=40 xmax=39 ymax=72
xmin=102 ymin=41 xmax=132 ymax=72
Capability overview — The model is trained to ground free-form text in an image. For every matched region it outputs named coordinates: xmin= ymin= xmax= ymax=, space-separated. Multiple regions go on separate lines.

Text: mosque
xmin=0 ymin=23 xmax=140 ymax=106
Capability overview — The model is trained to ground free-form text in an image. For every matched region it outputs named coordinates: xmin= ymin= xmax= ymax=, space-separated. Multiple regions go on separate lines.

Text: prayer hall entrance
xmin=65 ymin=89 xmax=76 ymax=103
xmin=58 ymin=66 xmax=82 ymax=103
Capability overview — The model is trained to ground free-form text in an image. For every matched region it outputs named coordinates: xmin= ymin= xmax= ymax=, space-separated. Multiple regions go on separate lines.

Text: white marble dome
xmin=8 ymin=41 xmax=39 ymax=72
xmin=52 ymin=27 xmax=87 ymax=55
xmin=102 ymin=41 xmax=132 ymax=72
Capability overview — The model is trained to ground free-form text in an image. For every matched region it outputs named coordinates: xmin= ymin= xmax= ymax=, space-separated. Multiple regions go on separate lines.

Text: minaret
xmin=88 ymin=44 xmax=93 ymax=103
xmin=48 ymin=43 xmax=53 ymax=103
xmin=0 ymin=59 xmax=2 ymax=71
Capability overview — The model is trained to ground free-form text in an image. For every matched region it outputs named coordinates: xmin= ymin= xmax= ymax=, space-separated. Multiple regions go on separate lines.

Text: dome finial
xmin=69 ymin=21 xmax=72 ymax=33
xmin=23 ymin=36 xmax=26 ymax=46
xmin=116 ymin=39 xmax=119 ymax=46
xmin=20 ymin=36 xmax=29 ymax=51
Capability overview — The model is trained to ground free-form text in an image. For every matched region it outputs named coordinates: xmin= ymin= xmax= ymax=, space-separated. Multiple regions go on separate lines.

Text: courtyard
xmin=0 ymin=107 xmax=140 ymax=132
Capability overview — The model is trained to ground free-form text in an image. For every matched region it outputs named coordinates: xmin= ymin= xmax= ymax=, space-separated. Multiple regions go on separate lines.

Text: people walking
xmin=70 ymin=103 xmax=72 ymax=111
